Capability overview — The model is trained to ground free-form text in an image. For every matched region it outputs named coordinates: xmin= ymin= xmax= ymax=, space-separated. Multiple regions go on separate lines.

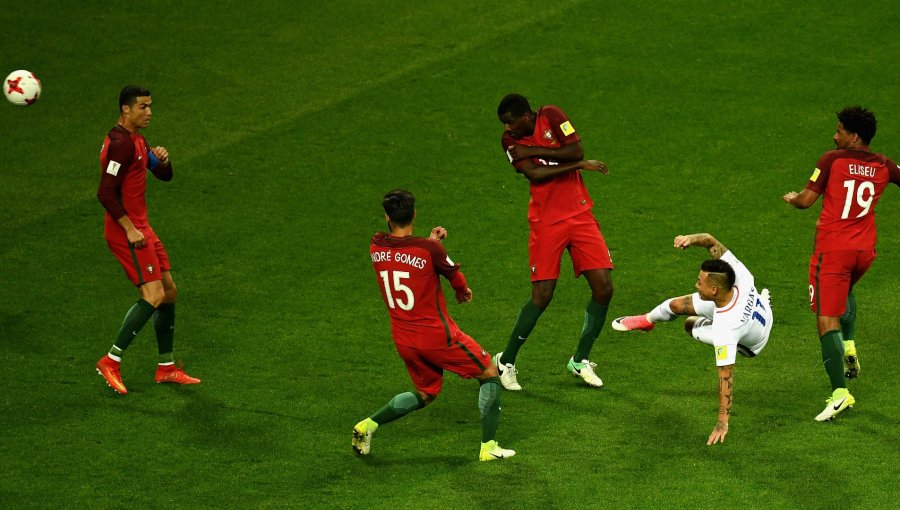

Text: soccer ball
xmin=4 ymin=70 xmax=42 ymax=106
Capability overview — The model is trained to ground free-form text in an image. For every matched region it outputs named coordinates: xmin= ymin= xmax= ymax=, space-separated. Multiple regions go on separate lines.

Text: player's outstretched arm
xmin=707 ymin=364 xmax=734 ymax=445
xmin=514 ymin=157 xmax=608 ymax=183
xmin=782 ymin=189 xmax=819 ymax=209
xmin=673 ymin=233 xmax=727 ymax=259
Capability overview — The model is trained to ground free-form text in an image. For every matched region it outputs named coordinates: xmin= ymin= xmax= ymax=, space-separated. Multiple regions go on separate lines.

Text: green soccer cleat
xmin=843 ymin=340 xmax=860 ymax=379
xmin=814 ymin=388 xmax=856 ymax=422
xmin=479 ymin=440 xmax=516 ymax=461
xmin=352 ymin=418 xmax=375 ymax=455
xmin=567 ymin=357 xmax=603 ymax=388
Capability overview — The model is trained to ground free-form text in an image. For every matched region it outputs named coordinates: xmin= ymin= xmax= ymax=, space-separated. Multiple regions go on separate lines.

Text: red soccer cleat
xmin=96 ymin=355 xmax=128 ymax=394
xmin=611 ymin=315 xmax=656 ymax=332
xmin=155 ymin=365 xmax=201 ymax=385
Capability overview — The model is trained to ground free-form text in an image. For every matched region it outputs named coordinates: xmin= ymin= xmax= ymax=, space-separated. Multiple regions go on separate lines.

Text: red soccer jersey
xmin=97 ymin=125 xmax=160 ymax=232
xmin=370 ymin=233 xmax=468 ymax=348
xmin=805 ymin=147 xmax=900 ymax=252
xmin=501 ymin=105 xmax=593 ymax=225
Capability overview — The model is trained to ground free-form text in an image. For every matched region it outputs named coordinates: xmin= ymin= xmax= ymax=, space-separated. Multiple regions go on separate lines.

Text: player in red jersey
xmin=94 ymin=85 xmax=200 ymax=395
xmin=353 ymin=189 xmax=515 ymax=462
xmin=494 ymin=93 xmax=612 ymax=390
xmin=784 ymin=106 xmax=900 ymax=421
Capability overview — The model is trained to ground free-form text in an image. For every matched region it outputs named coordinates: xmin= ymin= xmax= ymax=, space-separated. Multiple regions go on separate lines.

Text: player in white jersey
xmin=611 ymin=233 xmax=772 ymax=445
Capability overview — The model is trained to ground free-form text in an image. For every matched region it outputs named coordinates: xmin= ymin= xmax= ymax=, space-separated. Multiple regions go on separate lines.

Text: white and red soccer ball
xmin=4 ymin=70 xmax=42 ymax=106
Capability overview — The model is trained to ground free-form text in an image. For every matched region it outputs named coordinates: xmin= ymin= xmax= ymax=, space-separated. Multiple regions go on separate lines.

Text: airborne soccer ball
xmin=4 ymin=70 xmax=42 ymax=106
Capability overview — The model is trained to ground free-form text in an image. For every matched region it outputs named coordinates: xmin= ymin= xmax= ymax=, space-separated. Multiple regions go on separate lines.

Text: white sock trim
xmin=107 ymin=353 xmax=122 ymax=362
xmin=158 ymin=361 xmax=175 ymax=366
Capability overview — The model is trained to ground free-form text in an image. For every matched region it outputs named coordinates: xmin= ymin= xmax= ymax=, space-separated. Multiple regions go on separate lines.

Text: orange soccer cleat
xmin=155 ymin=365 xmax=201 ymax=385
xmin=96 ymin=355 xmax=128 ymax=395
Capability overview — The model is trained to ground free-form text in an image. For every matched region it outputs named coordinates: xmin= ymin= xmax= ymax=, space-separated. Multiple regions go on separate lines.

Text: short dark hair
xmin=498 ymin=93 xmax=531 ymax=117
xmin=119 ymin=85 xmax=151 ymax=112
xmin=837 ymin=106 xmax=877 ymax=145
xmin=700 ymin=259 xmax=735 ymax=289
xmin=382 ymin=189 xmax=415 ymax=227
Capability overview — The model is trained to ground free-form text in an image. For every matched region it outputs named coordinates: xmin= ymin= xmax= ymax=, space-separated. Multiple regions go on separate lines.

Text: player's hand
xmin=151 ymin=146 xmax=170 ymax=166
xmin=782 ymin=191 xmax=798 ymax=205
xmin=456 ymin=287 xmax=473 ymax=303
xmin=707 ymin=420 xmax=728 ymax=445
xmin=582 ymin=160 xmax=609 ymax=174
xmin=506 ymin=144 xmax=534 ymax=161
xmin=430 ymin=226 xmax=448 ymax=241
xmin=127 ymin=228 xmax=146 ymax=248
xmin=673 ymin=235 xmax=693 ymax=249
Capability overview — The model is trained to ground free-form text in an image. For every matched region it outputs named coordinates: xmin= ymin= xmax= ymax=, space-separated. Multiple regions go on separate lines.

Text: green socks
xmin=370 ymin=392 xmax=426 ymax=426
xmin=819 ymin=330 xmax=846 ymax=390
xmin=111 ymin=299 xmax=157 ymax=353
xmin=501 ymin=300 xmax=544 ymax=365
xmin=154 ymin=302 xmax=176 ymax=363
xmin=840 ymin=292 xmax=857 ymax=341
xmin=574 ymin=300 xmax=608 ymax=362
xmin=478 ymin=377 xmax=502 ymax=443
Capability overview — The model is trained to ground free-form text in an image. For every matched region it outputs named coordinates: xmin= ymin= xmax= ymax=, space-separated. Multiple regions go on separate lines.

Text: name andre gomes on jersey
xmin=371 ymin=250 xmax=427 ymax=269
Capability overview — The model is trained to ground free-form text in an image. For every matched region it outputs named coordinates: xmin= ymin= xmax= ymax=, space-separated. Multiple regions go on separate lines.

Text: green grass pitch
xmin=1 ymin=1 xmax=898 ymax=508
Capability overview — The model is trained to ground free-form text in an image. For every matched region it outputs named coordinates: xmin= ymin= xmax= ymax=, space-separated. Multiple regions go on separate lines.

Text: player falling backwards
xmin=784 ymin=106 xmax=900 ymax=421
xmin=612 ymin=233 xmax=772 ymax=444
xmin=353 ymin=189 xmax=515 ymax=461
xmin=95 ymin=85 xmax=200 ymax=394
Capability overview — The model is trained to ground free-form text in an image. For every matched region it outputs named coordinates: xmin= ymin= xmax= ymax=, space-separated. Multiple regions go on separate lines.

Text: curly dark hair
xmin=700 ymin=259 xmax=735 ymax=289
xmin=837 ymin=106 xmax=877 ymax=145
xmin=498 ymin=93 xmax=531 ymax=118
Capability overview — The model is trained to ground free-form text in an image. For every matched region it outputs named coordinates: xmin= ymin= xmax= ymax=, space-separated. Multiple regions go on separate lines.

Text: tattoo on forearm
xmin=718 ymin=374 xmax=734 ymax=415
xmin=679 ymin=296 xmax=695 ymax=315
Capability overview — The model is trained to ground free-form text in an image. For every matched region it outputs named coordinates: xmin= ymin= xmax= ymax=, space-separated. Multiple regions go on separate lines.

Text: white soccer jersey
xmin=690 ymin=251 xmax=773 ymax=366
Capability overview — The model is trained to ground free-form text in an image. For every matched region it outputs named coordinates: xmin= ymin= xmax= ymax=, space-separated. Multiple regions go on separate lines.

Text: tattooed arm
xmin=708 ymin=364 xmax=734 ymax=445
xmin=673 ymin=233 xmax=728 ymax=260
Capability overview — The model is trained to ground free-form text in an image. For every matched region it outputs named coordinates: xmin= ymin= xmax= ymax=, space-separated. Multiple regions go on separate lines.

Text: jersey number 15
xmin=379 ymin=270 xmax=414 ymax=311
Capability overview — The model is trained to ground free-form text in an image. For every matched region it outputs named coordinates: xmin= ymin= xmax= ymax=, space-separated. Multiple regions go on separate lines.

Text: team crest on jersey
xmin=146 ymin=264 xmax=155 ymax=274
xmin=543 ymin=129 xmax=554 ymax=141
xmin=531 ymin=265 xmax=536 ymax=274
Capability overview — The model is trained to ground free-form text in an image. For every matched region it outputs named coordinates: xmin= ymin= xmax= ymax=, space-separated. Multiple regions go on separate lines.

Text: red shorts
xmin=106 ymin=226 xmax=170 ymax=286
xmin=394 ymin=331 xmax=491 ymax=397
xmin=808 ymin=250 xmax=875 ymax=316
xmin=529 ymin=210 xmax=613 ymax=281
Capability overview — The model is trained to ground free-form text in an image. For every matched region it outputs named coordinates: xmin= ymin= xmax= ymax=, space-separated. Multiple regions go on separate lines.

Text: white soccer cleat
xmin=814 ymin=388 xmax=856 ymax=422
xmin=567 ymin=358 xmax=603 ymax=388
xmin=494 ymin=352 xmax=522 ymax=391
xmin=479 ymin=440 xmax=516 ymax=461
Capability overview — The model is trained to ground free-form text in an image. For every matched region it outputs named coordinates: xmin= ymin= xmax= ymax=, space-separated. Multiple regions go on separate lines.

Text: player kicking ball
xmin=611 ymin=233 xmax=773 ymax=445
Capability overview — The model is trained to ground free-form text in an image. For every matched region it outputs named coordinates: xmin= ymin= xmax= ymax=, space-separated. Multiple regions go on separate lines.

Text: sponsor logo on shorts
xmin=146 ymin=264 xmax=155 ymax=274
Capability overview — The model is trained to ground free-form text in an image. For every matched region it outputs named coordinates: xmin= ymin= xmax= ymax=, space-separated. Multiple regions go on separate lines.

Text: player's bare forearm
xmin=116 ymin=215 xmax=146 ymax=248
xmin=782 ymin=188 xmax=819 ymax=209
xmin=708 ymin=364 xmax=734 ymax=445
xmin=507 ymin=141 xmax=584 ymax=163
xmin=518 ymin=159 xmax=606 ymax=183
xmin=674 ymin=233 xmax=727 ymax=259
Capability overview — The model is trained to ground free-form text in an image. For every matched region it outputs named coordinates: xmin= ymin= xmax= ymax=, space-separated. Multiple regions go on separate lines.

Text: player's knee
xmin=141 ymin=286 xmax=166 ymax=308
xmin=415 ymin=390 xmax=436 ymax=406
xmin=684 ymin=316 xmax=698 ymax=335
xmin=532 ymin=286 xmax=555 ymax=308
xmin=164 ymin=285 xmax=178 ymax=303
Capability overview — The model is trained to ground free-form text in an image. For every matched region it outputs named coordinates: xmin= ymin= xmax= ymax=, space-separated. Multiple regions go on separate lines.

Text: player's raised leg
xmin=352 ymin=391 xmax=429 ymax=455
